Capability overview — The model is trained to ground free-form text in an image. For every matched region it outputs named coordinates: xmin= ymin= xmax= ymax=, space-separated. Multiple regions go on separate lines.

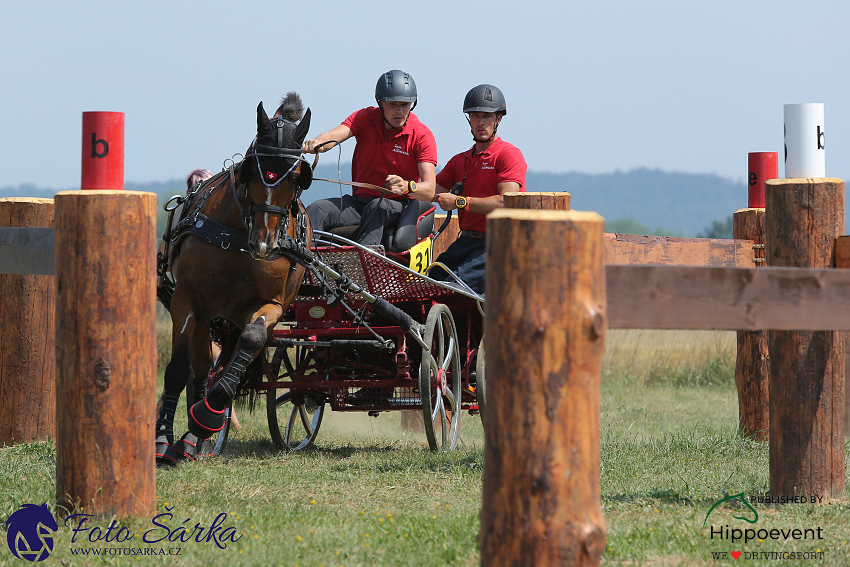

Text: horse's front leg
xmin=187 ymin=305 xmax=281 ymax=439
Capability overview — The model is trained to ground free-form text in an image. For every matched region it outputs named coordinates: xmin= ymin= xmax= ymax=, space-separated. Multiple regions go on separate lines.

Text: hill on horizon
xmin=0 ymin=166 xmax=752 ymax=237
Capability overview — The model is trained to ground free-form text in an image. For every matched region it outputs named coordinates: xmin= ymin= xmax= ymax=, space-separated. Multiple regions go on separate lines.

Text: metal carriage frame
xmin=210 ymin=230 xmax=486 ymax=453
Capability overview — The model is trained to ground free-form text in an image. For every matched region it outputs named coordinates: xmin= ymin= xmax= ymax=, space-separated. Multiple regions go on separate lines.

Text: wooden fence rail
xmin=0 ymin=226 xmax=55 ymax=275
xmin=607 ymin=264 xmax=850 ymax=330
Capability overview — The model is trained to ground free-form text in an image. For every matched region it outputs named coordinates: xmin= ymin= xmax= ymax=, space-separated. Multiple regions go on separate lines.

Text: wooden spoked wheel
xmin=419 ymin=304 xmax=461 ymax=451
xmin=267 ymin=346 xmax=325 ymax=451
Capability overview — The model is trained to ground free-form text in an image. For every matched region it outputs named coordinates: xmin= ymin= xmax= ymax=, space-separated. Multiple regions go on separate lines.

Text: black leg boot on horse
xmin=155 ymin=314 xmax=213 ymax=466
xmin=171 ymin=379 xmax=204 ymax=462
xmin=156 ymin=343 xmax=194 ymax=466
xmin=155 ymin=393 xmax=181 ymax=466
xmin=187 ymin=319 xmax=267 ymax=439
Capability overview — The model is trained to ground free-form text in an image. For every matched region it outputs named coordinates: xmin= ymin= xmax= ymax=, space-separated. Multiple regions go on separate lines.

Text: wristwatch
xmin=407 ymin=180 xmax=417 ymax=194
xmin=455 ymin=195 xmax=468 ymax=210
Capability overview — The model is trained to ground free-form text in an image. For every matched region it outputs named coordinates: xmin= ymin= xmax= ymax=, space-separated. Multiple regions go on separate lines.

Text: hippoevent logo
xmin=5 ymin=504 xmax=58 ymax=562
xmin=5 ymin=503 xmax=243 ymax=561
xmin=703 ymin=492 xmax=826 ymax=561
xmin=703 ymin=492 xmax=759 ymax=527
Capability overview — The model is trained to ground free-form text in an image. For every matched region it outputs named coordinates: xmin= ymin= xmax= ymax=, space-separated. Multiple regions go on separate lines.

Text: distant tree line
xmin=0 ymin=167 xmax=757 ymax=239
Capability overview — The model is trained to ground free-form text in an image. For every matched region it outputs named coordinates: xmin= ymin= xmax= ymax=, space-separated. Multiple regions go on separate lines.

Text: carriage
xmin=155 ymin=95 xmax=485 ymax=463
xmin=208 ymin=211 xmax=486 ymax=454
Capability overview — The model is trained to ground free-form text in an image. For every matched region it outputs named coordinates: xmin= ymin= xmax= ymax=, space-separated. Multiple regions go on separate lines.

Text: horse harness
xmin=157 ymin=114 xmax=320 ymax=310
xmin=158 ymin=121 xmax=313 ymax=277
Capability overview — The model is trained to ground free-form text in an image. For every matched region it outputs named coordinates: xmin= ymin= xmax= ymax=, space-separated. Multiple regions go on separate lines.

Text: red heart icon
xmin=731 ymin=551 xmax=742 ymax=559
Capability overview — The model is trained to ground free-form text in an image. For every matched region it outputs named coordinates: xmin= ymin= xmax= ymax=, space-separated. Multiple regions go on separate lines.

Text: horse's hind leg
xmin=187 ymin=312 xmax=274 ymax=439
xmin=156 ymin=310 xmax=195 ymax=466
xmin=170 ymin=322 xmax=213 ymax=462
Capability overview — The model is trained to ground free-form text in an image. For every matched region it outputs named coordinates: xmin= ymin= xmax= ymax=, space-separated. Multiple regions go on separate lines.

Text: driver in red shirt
xmin=302 ymin=70 xmax=437 ymax=246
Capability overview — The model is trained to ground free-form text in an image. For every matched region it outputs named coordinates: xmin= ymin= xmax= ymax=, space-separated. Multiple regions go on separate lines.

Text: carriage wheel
xmin=267 ymin=345 xmax=325 ymax=450
xmin=419 ymin=304 xmax=461 ymax=451
xmin=267 ymin=390 xmax=325 ymax=450
xmin=475 ymin=335 xmax=486 ymax=429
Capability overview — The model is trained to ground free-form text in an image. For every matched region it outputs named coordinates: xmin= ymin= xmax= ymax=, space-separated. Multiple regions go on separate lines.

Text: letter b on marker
xmin=91 ymin=133 xmax=109 ymax=158
xmin=81 ymin=111 xmax=124 ymax=190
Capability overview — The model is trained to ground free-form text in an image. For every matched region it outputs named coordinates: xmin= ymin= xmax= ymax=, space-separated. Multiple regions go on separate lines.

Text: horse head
xmin=238 ymin=93 xmax=312 ymax=259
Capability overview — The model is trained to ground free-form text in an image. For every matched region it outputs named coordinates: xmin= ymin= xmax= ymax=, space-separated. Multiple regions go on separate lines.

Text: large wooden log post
xmin=732 ymin=208 xmax=769 ymax=441
xmin=765 ymin=178 xmax=845 ymax=500
xmin=0 ymin=198 xmax=56 ymax=445
xmin=54 ymin=190 xmax=157 ymax=517
xmin=504 ymin=191 xmax=571 ymax=211
xmin=481 ymin=210 xmax=607 ymax=566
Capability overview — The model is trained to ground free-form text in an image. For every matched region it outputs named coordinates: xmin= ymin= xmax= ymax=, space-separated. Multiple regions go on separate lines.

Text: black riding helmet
xmin=463 ymin=84 xmax=506 ymax=116
xmin=375 ymin=69 xmax=418 ymax=109
xmin=464 ymin=84 xmax=506 ymax=142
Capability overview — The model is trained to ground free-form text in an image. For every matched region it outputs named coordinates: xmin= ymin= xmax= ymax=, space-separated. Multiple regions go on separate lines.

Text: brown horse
xmin=156 ymin=93 xmax=313 ymax=464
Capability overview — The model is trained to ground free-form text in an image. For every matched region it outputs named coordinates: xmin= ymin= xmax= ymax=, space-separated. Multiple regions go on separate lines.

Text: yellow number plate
xmin=408 ymin=237 xmax=432 ymax=274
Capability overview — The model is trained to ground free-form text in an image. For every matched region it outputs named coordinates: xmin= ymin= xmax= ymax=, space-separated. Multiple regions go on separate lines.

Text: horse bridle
xmin=228 ymin=116 xmax=313 ymax=260
xmin=230 ymin=116 xmax=313 ymax=217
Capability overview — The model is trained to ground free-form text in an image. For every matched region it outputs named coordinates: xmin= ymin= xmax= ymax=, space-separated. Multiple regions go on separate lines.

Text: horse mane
xmin=275 ymin=92 xmax=304 ymax=123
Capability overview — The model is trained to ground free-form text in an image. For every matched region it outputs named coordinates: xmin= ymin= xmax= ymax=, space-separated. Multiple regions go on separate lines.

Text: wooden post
xmin=415 ymin=192 xmax=572 ymax=432
xmin=765 ymin=178 xmax=845 ymax=500
xmin=504 ymin=191 xmax=570 ymax=210
xmin=481 ymin=210 xmax=607 ymax=566
xmin=0 ymin=198 xmax=55 ymax=445
xmin=732 ymin=208 xmax=769 ymax=441
xmin=431 ymin=214 xmax=460 ymax=261
xmin=54 ymin=190 xmax=157 ymax=517
xmin=836 ymin=234 xmax=850 ymax=438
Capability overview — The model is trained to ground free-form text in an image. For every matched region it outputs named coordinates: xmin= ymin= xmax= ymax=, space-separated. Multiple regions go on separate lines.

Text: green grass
xmin=2 ymin=330 xmax=849 ymax=566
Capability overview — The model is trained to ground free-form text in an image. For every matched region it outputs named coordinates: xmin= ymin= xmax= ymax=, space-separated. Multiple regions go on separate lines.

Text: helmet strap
xmin=466 ymin=114 xmax=502 ymax=143
xmin=379 ymin=101 xmax=412 ymax=130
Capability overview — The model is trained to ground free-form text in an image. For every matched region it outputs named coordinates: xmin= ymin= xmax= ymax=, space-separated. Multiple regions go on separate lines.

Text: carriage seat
xmin=328 ymin=199 xmax=436 ymax=253
xmin=383 ymin=200 xmax=435 ymax=252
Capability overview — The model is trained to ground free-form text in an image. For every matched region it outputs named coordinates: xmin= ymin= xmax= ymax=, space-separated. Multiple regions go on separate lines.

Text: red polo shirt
xmin=343 ymin=107 xmax=438 ymax=200
xmin=436 ymin=138 xmax=527 ymax=232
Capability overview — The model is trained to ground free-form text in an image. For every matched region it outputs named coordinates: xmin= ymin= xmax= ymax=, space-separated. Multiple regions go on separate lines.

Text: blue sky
xmin=2 ymin=0 xmax=849 ymax=189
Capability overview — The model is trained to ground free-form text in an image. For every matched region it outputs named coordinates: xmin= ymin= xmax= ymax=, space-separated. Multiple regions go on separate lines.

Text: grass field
xmin=2 ymin=329 xmax=849 ymax=566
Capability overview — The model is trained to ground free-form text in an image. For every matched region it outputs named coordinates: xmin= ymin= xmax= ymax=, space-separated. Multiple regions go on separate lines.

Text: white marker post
xmin=784 ymin=103 xmax=825 ymax=178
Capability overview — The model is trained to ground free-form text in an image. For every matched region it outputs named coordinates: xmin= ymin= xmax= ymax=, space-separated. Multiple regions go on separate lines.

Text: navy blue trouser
xmin=429 ymin=235 xmax=487 ymax=294
xmin=306 ymin=195 xmax=404 ymax=246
